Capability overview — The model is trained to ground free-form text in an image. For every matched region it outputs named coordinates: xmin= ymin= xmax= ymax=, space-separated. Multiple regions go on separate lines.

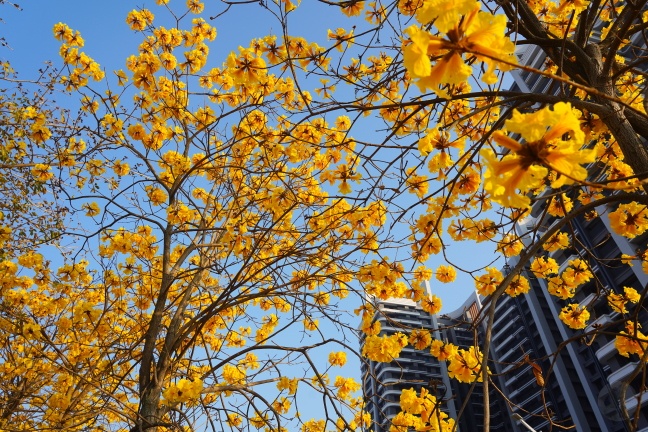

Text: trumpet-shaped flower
xmin=559 ymin=304 xmax=589 ymax=329
xmin=483 ymin=102 xmax=594 ymax=209
xmin=403 ymin=5 xmax=515 ymax=95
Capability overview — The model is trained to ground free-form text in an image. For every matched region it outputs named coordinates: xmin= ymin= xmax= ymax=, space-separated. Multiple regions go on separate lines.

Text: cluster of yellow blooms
xmin=482 ymin=103 xmax=594 ymax=209
xmin=53 ymin=23 xmax=104 ymax=89
xmin=615 ymin=322 xmax=648 ymax=359
xmin=402 ymin=0 xmax=516 ymax=95
xmin=162 ymin=378 xmax=203 ymax=405
xmin=386 ymin=333 xmax=485 ymax=430
xmin=390 ymin=388 xmax=455 ymax=432
xmin=361 ymin=333 xmax=408 ymax=363
xmin=328 ymin=351 xmax=347 ymax=367
xmin=609 ymin=202 xmax=648 ymax=239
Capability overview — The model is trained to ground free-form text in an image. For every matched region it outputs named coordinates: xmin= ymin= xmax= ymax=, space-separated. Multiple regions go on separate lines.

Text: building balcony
xmin=497 ymin=337 xmax=529 ymax=362
xmin=501 ymin=351 xmax=532 ymax=374
xmin=492 ymin=316 xmax=516 ymax=340
xmin=585 ymin=312 xmax=618 ymax=333
xmin=608 ymin=362 xmax=640 ymax=386
xmin=625 ymin=390 xmax=648 ymax=413
xmin=579 ymin=292 xmax=596 ymax=308
xmin=506 ymin=377 xmax=537 ymax=401
xmin=504 ymin=365 xmax=532 ymax=387
xmin=495 ymin=328 xmax=524 ymax=353
xmin=596 ymin=339 xmax=617 ymax=362
xmin=492 ymin=305 xmax=517 ymax=328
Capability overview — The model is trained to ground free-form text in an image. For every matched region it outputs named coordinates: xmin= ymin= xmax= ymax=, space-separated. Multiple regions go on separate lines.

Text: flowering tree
xmin=1 ymin=0 xmax=648 ymax=431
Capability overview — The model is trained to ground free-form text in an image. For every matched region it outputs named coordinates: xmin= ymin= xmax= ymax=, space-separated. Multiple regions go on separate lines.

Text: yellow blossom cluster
xmin=558 ymin=304 xmax=590 ymax=329
xmin=482 ymin=102 xmax=594 ymax=209
xmin=390 ymin=387 xmax=455 ymax=432
xmin=607 ymin=287 xmax=641 ymax=314
xmin=609 ymin=202 xmax=648 ymax=239
xmin=402 ymin=0 xmax=516 ymax=95
xmin=546 ymin=258 xmax=592 ymax=300
xmin=361 ymin=333 xmax=408 ymax=362
xmin=616 ymin=322 xmax=648 ymax=358
xmin=474 ymin=267 xmax=502 ymax=296
xmin=334 ymin=376 xmax=361 ymax=400
xmin=162 ymin=378 xmax=203 ymax=405
xmin=222 ymin=364 xmax=246 ymax=385
xmin=447 ymin=346 xmax=486 ymax=383
xmin=328 ymin=351 xmax=347 ymax=367
xmin=54 ymin=23 xmax=104 ymax=89
xmin=430 ymin=339 xmax=486 ymax=383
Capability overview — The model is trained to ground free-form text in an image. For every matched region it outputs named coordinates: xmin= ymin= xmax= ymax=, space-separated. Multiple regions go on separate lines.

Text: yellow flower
xmin=403 ymin=5 xmax=515 ymax=94
xmin=530 ymin=256 xmax=558 ymax=279
xmin=415 ymin=0 xmax=479 ymax=32
xmin=496 ymin=234 xmax=524 ymax=257
xmin=409 ymin=329 xmax=432 ymax=350
xmin=22 ymin=322 xmax=41 ymax=339
xmin=127 ymin=123 xmax=146 ymax=141
xmin=435 ymin=265 xmax=456 ymax=283
xmin=547 ymin=275 xmax=577 ymax=300
xmin=547 ymin=194 xmax=573 ymax=217
xmin=403 ymin=26 xmax=434 ymax=79
xmin=53 ymin=23 xmax=73 ymax=42
xmin=222 ymin=364 xmax=246 ymax=385
xmin=542 ymin=232 xmax=570 ymax=252
xmin=187 ymin=0 xmax=204 ymax=13
xmin=334 ymin=376 xmax=360 ymax=400
xmin=484 ymin=102 xmax=594 ymax=209
xmin=341 ymin=1 xmax=364 ymax=17
xmin=227 ymin=413 xmax=242 ymax=427
xmin=608 ymin=287 xmax=641 ymax=313
xmin=624 ymin=287 xmax=641 ymax=303
xmin=328 ymin=351 xmax=347 ymax=367
xmin=126 ymin=10 xmax=147 ymax=31
xmin=559 ymin=304 xmax=589 ymax=329
xmin=562 ymin=258 xmax=592 ymax=286
xmin=362 ymin=334 xmax=405 ymax=362
xmin=82 ymin=202 xmax=101 ymax=217
xmin=448 ymin=347 xmax=484 ymax=383
xmin=276 ymin=376 xmax=299 ymax=394
xmin=615 ymin=321 xmax=648 ymax=358
xmin=421 ymin=294 xmax=442 ymax=314
xmin=303 ymin=316 xmax=319 ymax=331
xmin=608 ymin=292 xmax=628 ymax=314
xmin=327 ymin=27 xmax=354 ymax=51
xmin=430 ymin=339 xmax=458 ymax=361
xmin=505 ymin=274 xmax=530 ymax=297
xmin=474 ymin=267 xmax=502 ymax=296
xmin=162 ymin=378 xmax=203 ymax=405
xmin=609 ymin=202 xmax=648 ymax=239
xmin=32 ymin=164 xmax=54 ymax=182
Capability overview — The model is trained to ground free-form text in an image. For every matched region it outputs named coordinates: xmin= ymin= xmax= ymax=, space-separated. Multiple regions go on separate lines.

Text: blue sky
xmin=1 ymin=1 xmax=340 ymax=75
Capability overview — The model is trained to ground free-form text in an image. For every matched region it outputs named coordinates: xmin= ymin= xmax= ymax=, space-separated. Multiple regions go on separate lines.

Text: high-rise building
xmin=360 ymin=293 xmax=512 ymax=432
xmin=360 ymin=297 xmax=459 ymax=432
xmin=489 ymin=44 xmax=648 ymax=432
xmin=489 ymin=191 xmax=648 ymax=432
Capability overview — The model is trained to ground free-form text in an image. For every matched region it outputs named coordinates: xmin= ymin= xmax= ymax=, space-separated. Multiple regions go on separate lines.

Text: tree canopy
xmin=0 ymin=0 xmax=647 ymax=431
